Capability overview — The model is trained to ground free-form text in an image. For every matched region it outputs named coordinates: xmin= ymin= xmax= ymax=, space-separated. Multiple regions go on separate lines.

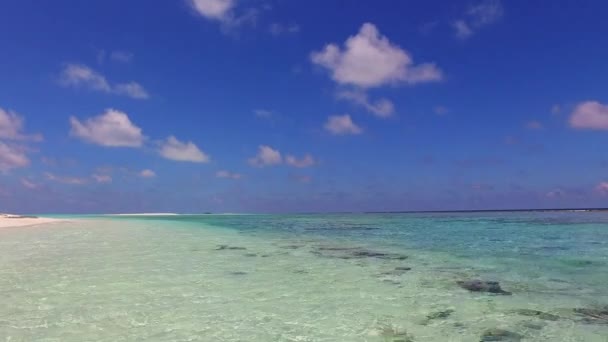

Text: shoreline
xmin=0 ymin=214 xmax=67 ymax=229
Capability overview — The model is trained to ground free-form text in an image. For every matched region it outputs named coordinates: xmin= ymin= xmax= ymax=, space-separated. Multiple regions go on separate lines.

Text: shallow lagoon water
xmin=1 ymin=212 xmax=607 ymax=341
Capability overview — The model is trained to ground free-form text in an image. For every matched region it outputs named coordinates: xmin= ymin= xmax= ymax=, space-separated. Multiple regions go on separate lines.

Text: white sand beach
xmin=110 ymin=213 xmax=178 ymax=216
xmin=0 ymin=214 xmax=65 ymax=228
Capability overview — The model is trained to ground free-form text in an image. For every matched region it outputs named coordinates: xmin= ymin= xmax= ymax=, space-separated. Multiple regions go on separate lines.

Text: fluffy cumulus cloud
xmin=216 ymin=170 xmax=242 ymax=179
xmin=336 ymin=89 xmax=394 ymax=118
xmin=70 ymin=109 xmax=145 ymax=147
xmin=285 ymin=154 xmax=316 ymax=168
xmin=139 ymin=169 xmax=156 ymax=178
xmin=189 ymin=0 xmax=234 ymax=20
xmin=453 ymin=0 xmax=504 ymax=39
xmin=569 ymin=101 xmax=608 ymax=130
xmin=311 ymin=23 xmax=442 ymax=88
xmin=248 ymin=145 xmax=282 ymax=167
xmin=324 ymin=114 xmax=362 ymax=135
xmin=59 ymin=64 xmax=149 ymax=99
xmin=188 ymin=0 xmax=257 ymax=30
xmin=159 ymin=136 xmax=210 ymax=163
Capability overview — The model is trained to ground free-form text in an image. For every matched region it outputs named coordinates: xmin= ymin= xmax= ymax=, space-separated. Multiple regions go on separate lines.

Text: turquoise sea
xmin=1 ymin=212 xmax=607 ymax=341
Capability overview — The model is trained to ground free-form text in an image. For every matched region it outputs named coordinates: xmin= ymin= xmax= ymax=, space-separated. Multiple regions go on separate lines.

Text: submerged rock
xmin=513 ymin=309 xmax=559 ymax=321
xmin=380 ymin=267 xmax=412 ymax=277
xmin=480 ymin=328 xmax=523 ymax=341
xmin=395 ymin=266 xmax=412 ymax=271
xmin=215 ymin=245 xmax=247 ymax=251
xmin=457 ymin=280 xmax=512 ymax=295
xmin=313 ymin=246 xmax=408 ymax=260
xmin=427 ymin=309 xmax=454 ymax=320
xmin=574 ymin=306 xmax=608 ymax=324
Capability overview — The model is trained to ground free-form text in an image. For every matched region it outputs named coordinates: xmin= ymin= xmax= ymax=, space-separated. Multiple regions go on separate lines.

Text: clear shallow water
xmin=0 ymin=212 xmax=607 ymax=341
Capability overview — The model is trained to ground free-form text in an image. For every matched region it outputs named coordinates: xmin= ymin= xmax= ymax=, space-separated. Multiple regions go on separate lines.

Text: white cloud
xmin=189 ymin=0 xmax=235 ymax=20
xmin=159 ymin=136 xmax=210 ymax=163
xmin=336 ymin=89 xmax=394 ymax=118
xmin=21 ymin=178 xmax=38 ymax=189
xmin=110 ymin=51 xmax=133 ymax=63
xmin=453 ymin=0 xmax=504 ymax=39
xmin=45 ymin=172 xmax=88 ymax=185
xmin=70 ymin=109 xmax=144 ymax=147
xmin=216 ymin=170 xmax=242 ymax=179
xmin=596 ymin=181 xmax=608 ymax=195
xmin=468 ymin=0 xmax=504 ymax=26
xmin=92 ymin=174 xmax=112 ymax=183
xmin=248 ymin=145 xmax=282 ymax=167
xmin=113 ymin=82 xmax=149 ymax=99
xmin=0 ymin=142 xmax=29 ymax=172
xmin=0 ymin=107 xmax=42 ymax=141
xmin=59 ymin=64 xmax=149 ymax=99
xmin=269 ymin=23 xmax=300 ymax=36
xmin=324 ymin=114 xmax=362 ymax=135
xmin=452 ymin=20 xmax=473 ymax=39
xmin=311 ymin=23 xmax=442 ymax=88
xmin=188 ymin=0 xmax=257 ymax=31
xmin=286 ymin=154 xmax=316 ymax=168
xmin=140 ymin=169 xmax=156 ymax=178
xmin=254 ymin=109 xmax=273 ymax=118
xmin=569 ymin=101 xmax=608 ymax=130
xmin=60 ymin=64 xmax=111 ymax=92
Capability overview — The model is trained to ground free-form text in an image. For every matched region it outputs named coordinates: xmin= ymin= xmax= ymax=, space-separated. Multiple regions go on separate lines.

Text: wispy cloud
xmin=0 ymin=107 xmax=42 ymax=172
xmin=21 ymin=178 xmax=39 ymax=189
xmin=139 ymin=169 xmax=156 ymax=178
xmin=59 ymin=64 xmax=149 ymax=99
xmin=285 ymin=154 xmax=316 ymax=168
xmin=525 ymin=120 xmax=543 ymax=130
xmin=92 ymin=174 xmax=112 ymax=183
xmin=159 ymin=136 xmax=210 ymax=163
xmin=452 ymin=0 xmax=504 ymax=39
xmin=216 ymin=170 xmax=242 ymax=179
xmin=569 ymin=100 xmax=608 ymax=130
xmin=596 ymin=182 xmax=608 ymax=195
xmin=0 ymin=142 xmax=29 ymax=172
xmin=0 ymin=107 xmax=43 ymax=141
xmin=254 ymin=109 xmax=273 ymax=119
xmin=434 ymin=106 xmax=449 ymax=116
xmin=324 ymin=114 xmax=362 ymax=135
xmin=110 ymin=50 xmax=133 ymax=63
xmin=336 ymin=89 xmax=394 ymax=118
xmin=45 ymin=172 xmax=88 ymax=185
xmin=311 ymin=23 xmax=442 ymax=88
xmin=70 ymin=109 xmax=145 ymax=147
xmin=269 ymin=23 xmax=300 ymax=36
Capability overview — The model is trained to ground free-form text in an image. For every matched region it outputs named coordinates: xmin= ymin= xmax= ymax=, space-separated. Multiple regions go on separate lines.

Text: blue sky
xmin=1 ymin=0 xmax=608 ymax=213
